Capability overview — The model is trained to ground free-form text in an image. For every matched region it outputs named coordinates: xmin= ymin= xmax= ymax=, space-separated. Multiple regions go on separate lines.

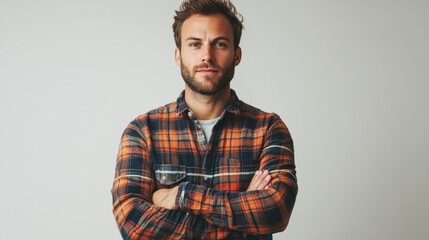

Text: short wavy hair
xmin=173 ymin=0 xmax=244 ymax=50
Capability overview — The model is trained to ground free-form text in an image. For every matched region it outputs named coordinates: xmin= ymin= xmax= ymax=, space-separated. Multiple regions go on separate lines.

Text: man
xmin=111 ymin=0 xmax=297 ymax=239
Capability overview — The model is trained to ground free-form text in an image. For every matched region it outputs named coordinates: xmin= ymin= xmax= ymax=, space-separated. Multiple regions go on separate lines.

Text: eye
xmin=189 ymin=42 xmax=200 ymax=47
xmin=216 ymin=42 xmax=227 ymax=48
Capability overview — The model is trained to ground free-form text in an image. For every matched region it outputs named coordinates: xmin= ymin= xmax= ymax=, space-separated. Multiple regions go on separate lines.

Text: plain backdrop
xmin=1 ymin=0 xmax=428 ymax=239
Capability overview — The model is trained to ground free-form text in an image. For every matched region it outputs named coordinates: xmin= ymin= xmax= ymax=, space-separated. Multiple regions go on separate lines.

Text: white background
xmin=1 ymin=0 xmax=428 ymax=239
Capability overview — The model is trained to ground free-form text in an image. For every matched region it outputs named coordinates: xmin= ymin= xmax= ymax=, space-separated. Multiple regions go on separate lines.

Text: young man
xmin=111 ymin=0 xmax=297 ymax=239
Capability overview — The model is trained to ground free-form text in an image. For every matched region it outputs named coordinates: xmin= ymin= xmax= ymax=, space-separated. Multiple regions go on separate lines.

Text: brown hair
xmin=173 ymin=0 xmax=244 ymax=49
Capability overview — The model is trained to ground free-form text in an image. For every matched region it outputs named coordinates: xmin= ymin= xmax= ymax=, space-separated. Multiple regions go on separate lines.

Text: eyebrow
xmin=185 ymin=36 xmax=231 ymax=42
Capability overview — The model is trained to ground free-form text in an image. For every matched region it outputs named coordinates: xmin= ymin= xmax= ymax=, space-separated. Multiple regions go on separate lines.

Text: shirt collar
xmin=176 ymin=89 xmax=241 ymax=116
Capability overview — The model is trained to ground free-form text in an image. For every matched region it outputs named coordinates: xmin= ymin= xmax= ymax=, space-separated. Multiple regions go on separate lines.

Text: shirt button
xmin=187 ymin=112 xmax=192 ymax=118
xmin=161 ymin=175 xmax=167 ymax=182
xmin=204 ymin=176 xmax=208 ymax=180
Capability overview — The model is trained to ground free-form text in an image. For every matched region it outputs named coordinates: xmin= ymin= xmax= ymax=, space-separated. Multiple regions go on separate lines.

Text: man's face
xmin=175 ymin=13 xmax=241 ymax=95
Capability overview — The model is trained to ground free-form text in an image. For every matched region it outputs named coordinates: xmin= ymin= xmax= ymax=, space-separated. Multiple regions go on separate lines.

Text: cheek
xmin=180 ymin=54 xmax=198 ymax=67
xmin=217 ymin=52 xmax=235 ymax=65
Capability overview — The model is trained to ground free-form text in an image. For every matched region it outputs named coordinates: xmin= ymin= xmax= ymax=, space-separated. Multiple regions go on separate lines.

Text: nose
xmin=201 ymin=45 xmax=213 ymax=63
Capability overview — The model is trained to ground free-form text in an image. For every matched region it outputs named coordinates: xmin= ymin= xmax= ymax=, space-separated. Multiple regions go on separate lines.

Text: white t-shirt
xmin=198 ymin=115 xmax=222 ymax=143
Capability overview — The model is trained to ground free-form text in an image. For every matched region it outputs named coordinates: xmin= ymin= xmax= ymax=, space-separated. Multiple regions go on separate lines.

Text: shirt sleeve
xmin=111 ymin=120 xmax=191 ymax=239
xmin=175 ymin=115 xmax=298 ymax=235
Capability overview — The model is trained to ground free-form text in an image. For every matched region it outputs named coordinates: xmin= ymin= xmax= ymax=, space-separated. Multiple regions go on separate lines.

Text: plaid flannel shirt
xmin=111 ymin=90 xmax=297 ymax=239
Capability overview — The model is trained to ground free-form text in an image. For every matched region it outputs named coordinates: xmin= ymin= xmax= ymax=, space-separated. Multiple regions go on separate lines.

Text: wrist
xmin=176 ymin=182 xmax=189 ymax=210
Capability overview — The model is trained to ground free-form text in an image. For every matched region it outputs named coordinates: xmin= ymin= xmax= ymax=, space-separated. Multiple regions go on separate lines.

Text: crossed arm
xmin=112 ymin=116 xmax=297 ymax=239
xmin=152 ymin=170 xmax=273 ymax=210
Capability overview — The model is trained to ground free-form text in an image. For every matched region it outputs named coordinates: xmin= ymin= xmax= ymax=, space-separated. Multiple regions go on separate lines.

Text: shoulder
xmin=236 ymin=99 xmax=293 ymax=138
xmin=238 ymin=100 xmax=281 ymax=125
xmin=120 ymin=101 xmax=178 ymax=143
xmin=128 ymin=101 xmax=178 ymax=130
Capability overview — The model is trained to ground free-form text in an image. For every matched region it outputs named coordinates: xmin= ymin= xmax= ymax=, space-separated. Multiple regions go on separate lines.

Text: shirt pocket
xmin=154 ymin=164 xmax=187 ymax=186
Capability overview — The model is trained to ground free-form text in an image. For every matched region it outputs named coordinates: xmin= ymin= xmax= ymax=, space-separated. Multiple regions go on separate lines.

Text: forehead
xmin=181 ymin=13 xmax=234 ymax=40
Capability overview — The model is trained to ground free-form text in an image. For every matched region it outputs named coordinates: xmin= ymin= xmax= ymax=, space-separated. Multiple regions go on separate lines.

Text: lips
xmin=196 ymin=68 xmax=219 ymax=76
xmin=197 ymin=68 xmax=218 ymax=73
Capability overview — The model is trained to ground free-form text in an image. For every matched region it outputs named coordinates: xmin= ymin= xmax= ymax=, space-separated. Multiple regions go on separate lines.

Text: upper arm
xmin=112 ymin=120 xmax=156 ymax=226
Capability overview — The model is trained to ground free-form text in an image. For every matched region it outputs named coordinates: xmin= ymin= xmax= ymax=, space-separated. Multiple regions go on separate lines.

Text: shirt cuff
xmin=176 ymin=181 xmax=189 ymax=210
xmin=175 ymin=181 xmax=230 ymax=227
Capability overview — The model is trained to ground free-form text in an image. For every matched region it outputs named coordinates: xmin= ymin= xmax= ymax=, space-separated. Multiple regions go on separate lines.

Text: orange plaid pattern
xmin=111 ymin=90 xmax=297 ymax=239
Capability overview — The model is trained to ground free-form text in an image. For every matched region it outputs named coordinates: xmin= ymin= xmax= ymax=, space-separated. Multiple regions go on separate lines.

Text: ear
xmin=174 ymin=47 xmax=181 ymax=66
xmin=234 ymin=47 xmax=242 ymax=66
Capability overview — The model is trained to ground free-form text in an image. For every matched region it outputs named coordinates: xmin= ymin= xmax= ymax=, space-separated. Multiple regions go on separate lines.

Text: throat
xmin=184 ymin=86 xmax=230 ymax=120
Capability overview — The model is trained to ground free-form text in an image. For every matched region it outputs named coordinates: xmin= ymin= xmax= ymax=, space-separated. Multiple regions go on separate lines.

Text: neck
xmin=184 ymin=86 xmax=231 ymax=120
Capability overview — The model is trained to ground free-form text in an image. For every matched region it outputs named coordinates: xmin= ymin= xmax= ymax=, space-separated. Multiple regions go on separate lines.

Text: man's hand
xmin=247 ymin=170 xmax=272 ymax=191
xmin=152 ymin=170 xmax=270 ymax=209
xmin=152 ymin=186 xmax=179 ymax=210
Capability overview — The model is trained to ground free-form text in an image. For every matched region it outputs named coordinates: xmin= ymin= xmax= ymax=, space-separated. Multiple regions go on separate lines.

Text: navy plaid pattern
xmin=112 ymin=90 xmax=297 ymax=239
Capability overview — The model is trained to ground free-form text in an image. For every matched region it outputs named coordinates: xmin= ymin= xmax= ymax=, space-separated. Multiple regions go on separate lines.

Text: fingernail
xmin=256 ymin=170 xmax=260 ymax=175
xmin=264 ymin=186 xmax=268 ymax=189
xmin=264 ymin=170 xmax=269 ymax=174
xmin=265 ymin=175 xmax=271 ymax=181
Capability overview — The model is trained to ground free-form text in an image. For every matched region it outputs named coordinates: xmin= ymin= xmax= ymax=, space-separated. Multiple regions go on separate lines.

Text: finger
xmin=248 ymin=170 xmax=265 ymax=191
xmin=247 ymin=170 xmax=261 ymax=191
xmin=255 ymin=170 xmax=271 ymax=190
xmin=264 ymin=180 xmax=273 ymax=190
xmin=249 ymin=170 xmax=267 ymax=191
xmin=253 ymin=170 xmax=267 ymax=189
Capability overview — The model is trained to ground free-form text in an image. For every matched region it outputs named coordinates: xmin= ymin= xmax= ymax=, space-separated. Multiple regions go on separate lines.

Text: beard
xmin=180 ymin=58 xmax=235 ymax=96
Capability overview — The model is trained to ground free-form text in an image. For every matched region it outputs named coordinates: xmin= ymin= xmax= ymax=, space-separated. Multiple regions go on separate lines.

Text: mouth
xmin=196 ymin=68 xmax=218 ymax=75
